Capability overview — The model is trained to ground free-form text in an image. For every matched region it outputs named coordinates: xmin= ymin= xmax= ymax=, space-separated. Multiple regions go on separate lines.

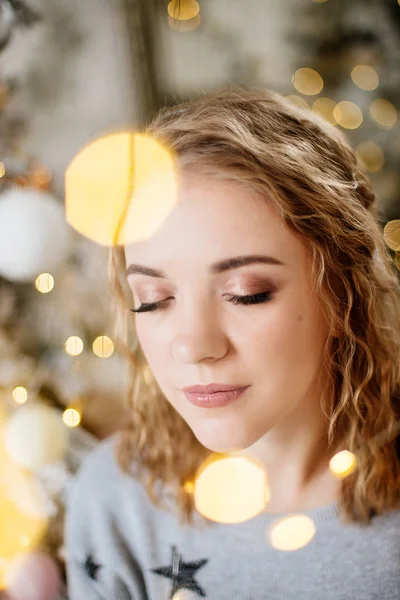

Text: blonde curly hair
xmin=109 ymin=86 xmax=400 ymax=526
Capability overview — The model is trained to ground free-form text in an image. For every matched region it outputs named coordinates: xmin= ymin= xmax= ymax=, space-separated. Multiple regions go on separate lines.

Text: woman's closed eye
xmin=130 ymin=291 xmax=274 ymax=314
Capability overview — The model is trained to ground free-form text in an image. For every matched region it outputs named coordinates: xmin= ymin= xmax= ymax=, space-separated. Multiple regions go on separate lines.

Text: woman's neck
xmin=239 ymin=400 xmax=341 ymax=514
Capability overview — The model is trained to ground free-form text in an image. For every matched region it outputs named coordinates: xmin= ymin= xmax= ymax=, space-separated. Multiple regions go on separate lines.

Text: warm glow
xmin=356 ymin=141 xmax=384 ymax=172
xmin=92 ymin=335 xmax=114 ymax=358
xmin=65 ymin=133 xmax=178 ymax=247
xmin=369 ymin=99 xmax=397 ymax=127
xmin=12 ymin=387 xmax=28 ymax=405
xmin=312 ymin=97 xmax=337 ymax=125
xmin=329 ymin=450 xmax=357 ymax=478
xmin=269 ymin=515 xmax=316 ymax=551
xmin=19 ymin=535 xmax=31 ymax=547
xmin=286 ymin=95 xmax=309 ymax=110
xmin=35 ymin=273 xmax=54 ymax=293
xmin=172 ymin=591 xmax=192 ymax=600
xmin=167 ymin=0 xmax=200 ymax=20
xmin=194 ymin=454 xmax=270 ymax=524
xmin=65 ymin=336 xmax=84 ymax=356
xmin=351 ymin=65 xmax=379 ymax=91
xmin=0 ymin=426 xmax=47 ymax=589
xmin=62 ymin=408 xmax=81 ymax=428
xmin=292 ymin=68 xmax=324 ymax=96
xmin=333 ymin=101 xmax=363 ymax=129
xmin=184 ymin=480 xmax=195 ymax=494
xmin=0 ymin=162 xmax=5 ymax=178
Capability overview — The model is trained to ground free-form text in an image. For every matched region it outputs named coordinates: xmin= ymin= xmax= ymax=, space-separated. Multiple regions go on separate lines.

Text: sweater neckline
xmin=242 ymin=500 xmax=341 ymax=528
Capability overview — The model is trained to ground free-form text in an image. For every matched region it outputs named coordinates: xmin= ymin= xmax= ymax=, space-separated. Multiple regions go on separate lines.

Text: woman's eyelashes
xmin=130 ymin=291 xmax=274 ymax=314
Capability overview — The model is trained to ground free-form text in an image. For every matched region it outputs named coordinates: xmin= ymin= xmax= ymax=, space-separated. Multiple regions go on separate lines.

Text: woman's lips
xmin=183 ymin=386 xmax=250 ymax=408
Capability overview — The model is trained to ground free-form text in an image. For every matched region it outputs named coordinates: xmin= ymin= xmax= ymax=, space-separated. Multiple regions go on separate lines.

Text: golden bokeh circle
xmin=369 ymin=99 xmax=397 ymax=127
xmin=351 ymin=65 xmax=379 ymax=91
xmin=92 ymin=336 xmax=114 ymax=358
xmin=356 ymin=141 xmax=385 ymax=172
xmin=35 ymin=273 xmax=54 ymax=294
xmin=312 ymin=97 xmax=337 ymax=125
xmin=333 ymin=101 xmax=363 ymax=129
xmin=292 ymin=68 xmax=324 ymax=96
xmin=65 ymin=336 xmax=84 ymax=356
xmin=269 ymin=515 xmax=316 ymax=551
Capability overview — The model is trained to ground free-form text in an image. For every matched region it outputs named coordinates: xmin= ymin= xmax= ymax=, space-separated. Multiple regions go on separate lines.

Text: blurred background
xmin=0 ymin=0 xmax=399 ymax=597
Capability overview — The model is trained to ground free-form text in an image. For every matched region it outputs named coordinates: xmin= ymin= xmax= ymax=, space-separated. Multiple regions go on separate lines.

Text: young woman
xmin=65 ymin=87 xmax=400 ymax=600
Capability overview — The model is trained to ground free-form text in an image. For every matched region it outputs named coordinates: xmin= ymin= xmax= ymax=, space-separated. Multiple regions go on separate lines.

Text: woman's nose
xmin=171 ymin=303 xmax=229 ymax=364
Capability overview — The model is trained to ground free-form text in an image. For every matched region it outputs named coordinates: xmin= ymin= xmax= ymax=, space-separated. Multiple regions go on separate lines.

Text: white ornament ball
xmin=0 ymin=187 xmax=71 ymax=283
xmin=4 ymin=404 xmax=69 ymax=470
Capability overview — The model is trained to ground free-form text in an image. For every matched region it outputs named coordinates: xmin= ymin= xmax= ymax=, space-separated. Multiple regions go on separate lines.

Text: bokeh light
xmin=0 ymin=423 xmax=47 ymax=589
xmin=329 ymin=450 xmax=357 ymax=478
xmin=12 ymin=387 xmax=28 ymax=405
xmin=64 ymin=336 xmax=84 ymax=356
xmin=183 ymin=480 xmax=195 ymax=494
xmin=0 ymin=162 xmax=5 ymax=178
xmin=34 ymin=273 xmax=54 ymax=294
xmin=194 ymin=454 xmax=270 ymax=523
xmin=92 ymin=335 xmax=114 ymax=358
xmin=292 ymin=68 xmax=324 ymax=96
xmin=65 ymin=133 xmax=178 ymax=247
xmin=356 ymin=141 xmax=385 ymax=172
xmin=286 ymin=95 xmax=309 ymax=110
xmin=351 ymin=65 xmax=379 ymax=91
xmin=369 ymin=99 xmax=397 ymax=127
xmin=383 ymin=219 xmax=400 ymax=252
xmin=167 ymin=0 xmax=200 ymax=20
xmin=62 ymin=408 xmax=81 ymax=428
xmin=333 ymin=101 xmax=363 ymax=129
xmin=312 ymin=97 xmax=337 ymax=125
xmin=268 ymin=515 xmax=316 ymax=551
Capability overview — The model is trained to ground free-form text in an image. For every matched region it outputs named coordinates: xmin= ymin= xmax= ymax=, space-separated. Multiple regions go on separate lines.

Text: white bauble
xmin=4 ymin=404 xmax=69 ymax=470
xmin=0 ymin=187 xmax=71 ymax=282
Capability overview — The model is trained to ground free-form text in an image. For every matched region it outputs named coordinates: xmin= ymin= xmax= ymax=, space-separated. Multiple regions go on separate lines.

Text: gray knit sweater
xmin=65 ymin=434 xmax=400 ymax=600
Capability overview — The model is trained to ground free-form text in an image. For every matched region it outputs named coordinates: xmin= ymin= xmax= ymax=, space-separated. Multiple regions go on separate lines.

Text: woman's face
xmin=124 ymin=173 xmax=330 ymax=453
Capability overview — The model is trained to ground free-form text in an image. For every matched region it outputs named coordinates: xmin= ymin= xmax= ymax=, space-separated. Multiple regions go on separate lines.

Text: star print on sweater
xmin=151 ymin=545 xmax=209 ymax=598
xmin=83 ymin=554 xmax=102 ymax=581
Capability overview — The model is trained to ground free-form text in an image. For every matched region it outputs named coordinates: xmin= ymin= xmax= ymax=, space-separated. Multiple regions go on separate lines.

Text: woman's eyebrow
xmin=125 ymin=254 xmax=285 ymax=279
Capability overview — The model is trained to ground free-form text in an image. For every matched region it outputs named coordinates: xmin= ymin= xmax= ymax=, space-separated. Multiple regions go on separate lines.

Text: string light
xmin=64 ymin=336 xmax=84 ymax=356
xmin=12 ymin=387 xmax=28 ymax=405
xmin=35 ymin=273 xmax=54 ymax=294
xmin=329 ymin=450 xmax=357 ymax=478
xmin=292 ymin=68 xmax=324 ymax=96
xmin=268 ymin=515 xmax=316 ymax=551
xmin=369 ymin=99 xmax=397 ymax=127
xmin=351 ymin=65 xmax=379 ymax=91
xmin=92 ymin=335 xmax=114 ymax=358
xmin=356 ymin=141 xmax=385 ymax=172
xmin=333 ymin=101 xmax=363 ymax=129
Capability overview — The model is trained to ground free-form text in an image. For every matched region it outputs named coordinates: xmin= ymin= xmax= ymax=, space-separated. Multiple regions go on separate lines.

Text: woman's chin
xmin=190 ymin=423 xmax=255 ymax=454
